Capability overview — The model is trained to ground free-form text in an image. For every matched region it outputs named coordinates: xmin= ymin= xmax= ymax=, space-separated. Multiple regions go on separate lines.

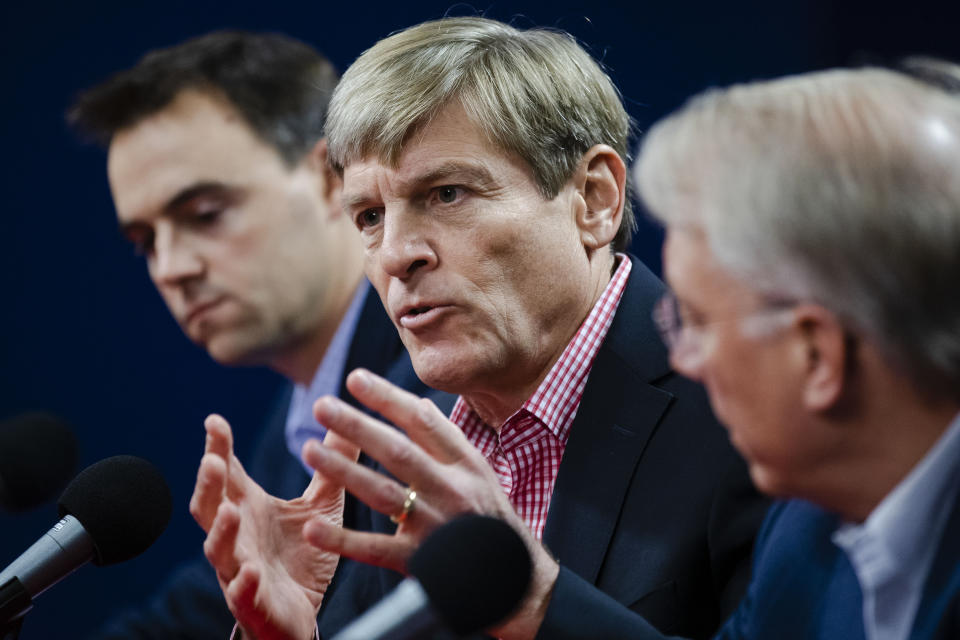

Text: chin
xmin=747 ymin=462 xmax=796 ymax=500
xmin=408 ymin=345 xmax=481 ymax=395
xmin=204 ymin=335 xmax=267 ymax=368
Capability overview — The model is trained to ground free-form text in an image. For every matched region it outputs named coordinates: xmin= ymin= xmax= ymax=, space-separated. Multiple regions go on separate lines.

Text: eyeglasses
xmin=653 ymin=291 xmax=797 ymax=369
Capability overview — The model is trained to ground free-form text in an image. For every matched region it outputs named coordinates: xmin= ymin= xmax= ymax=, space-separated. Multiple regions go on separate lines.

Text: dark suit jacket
xmin=320 ymin=256 xmax=768 ymax=639
xmin=534 ymin=256 xmax=769 ymax=639
xmin=94 ymin=287 xmax=453 ymax=639
xmin=536 ymin=489 xmax=960 ymax=639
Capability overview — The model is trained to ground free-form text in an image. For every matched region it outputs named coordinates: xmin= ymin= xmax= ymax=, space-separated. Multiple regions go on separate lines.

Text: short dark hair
xmin=68 ymin=30 xmax=338 ymax=165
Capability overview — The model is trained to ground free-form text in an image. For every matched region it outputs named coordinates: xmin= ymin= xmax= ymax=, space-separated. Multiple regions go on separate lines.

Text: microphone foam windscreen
xmin=57 ymin=455 xmax=172 ymax=566
xmin=408 ymin=514 xmax=532 ymax=635
xmin=0 ymin=411 xmax=78 ymax=511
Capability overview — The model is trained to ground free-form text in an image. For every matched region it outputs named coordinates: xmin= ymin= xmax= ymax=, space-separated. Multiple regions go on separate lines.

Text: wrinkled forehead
xmin=339 ymin=103 xmax=531 ymax=200
xmin=331 ymin=96 xmax=512 ymax=172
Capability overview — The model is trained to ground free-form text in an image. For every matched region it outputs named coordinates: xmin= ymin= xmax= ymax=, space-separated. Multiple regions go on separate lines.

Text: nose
xmin=149 ymin=224 xmax=204 ymax=287
xmin=377 ymin=210 xmax=437 ymax=280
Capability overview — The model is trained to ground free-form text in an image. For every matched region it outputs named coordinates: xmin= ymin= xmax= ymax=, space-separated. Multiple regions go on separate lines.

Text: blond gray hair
xmin=636 ymin=66 xmax=960 ymax=400
xmin=325 ymin=16 xmax=635 ymax=251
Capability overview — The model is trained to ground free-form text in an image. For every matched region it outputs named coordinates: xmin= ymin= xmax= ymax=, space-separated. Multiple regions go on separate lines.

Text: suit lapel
xmin=542 ymin=256 xmax=675 ymax=583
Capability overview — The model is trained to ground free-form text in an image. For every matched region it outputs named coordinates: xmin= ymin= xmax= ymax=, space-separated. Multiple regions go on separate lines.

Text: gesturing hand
xmin=189 ymin=414 xmax=359 ymax=640
xmin=301 ymin=369 xmax=559 ymax=640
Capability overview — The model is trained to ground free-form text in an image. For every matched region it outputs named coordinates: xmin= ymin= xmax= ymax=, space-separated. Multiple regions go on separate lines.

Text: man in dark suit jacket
xmin=192 ymin=17 xmax=768 ymax=640
xmin=578 ymin=62 xmax=960 ymax=639
xmin=303 ymin=257 xmax=766 ymax=639
xmin=69 ymin=31 xmax=449 ymax=638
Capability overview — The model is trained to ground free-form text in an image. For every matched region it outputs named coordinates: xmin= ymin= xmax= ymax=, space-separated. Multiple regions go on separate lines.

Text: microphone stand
xmin=0 ymin=577 xmax=31 ymax=639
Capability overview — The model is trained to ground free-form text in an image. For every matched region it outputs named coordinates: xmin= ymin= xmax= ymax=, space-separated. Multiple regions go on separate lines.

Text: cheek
xmin=698 ymin=341 xmax=762 ymax=431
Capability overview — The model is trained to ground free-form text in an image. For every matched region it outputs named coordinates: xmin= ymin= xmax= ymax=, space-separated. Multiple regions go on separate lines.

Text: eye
xmin=193 ymin=209 xmax=222 ymax=224
xmin=433 ymin=185 xmax=464 ymax=205
xmin=123 ymin=227 xmax=155 ymax=257
xmin=356 ymin=208 xmax=383 ymax=230
xmin=439 ymin=186 xmax=458 ymax=203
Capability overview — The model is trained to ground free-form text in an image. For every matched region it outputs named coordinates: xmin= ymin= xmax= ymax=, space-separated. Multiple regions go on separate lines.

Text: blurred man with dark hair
xmin=70 ymin=30 xmax=445 ymax=638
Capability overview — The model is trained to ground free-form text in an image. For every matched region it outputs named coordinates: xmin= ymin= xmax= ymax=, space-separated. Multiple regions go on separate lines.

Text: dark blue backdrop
xmin=2 ymin=0 xmax=957 ymax=637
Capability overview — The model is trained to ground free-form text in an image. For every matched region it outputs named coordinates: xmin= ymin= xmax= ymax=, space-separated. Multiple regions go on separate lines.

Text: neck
xmin=463 ymin=251 xmax=618 ymax=429
xmin=271 ymin=270 xmax=366 ymax=386
xmin=807 ymin=370 xmax=960 ymax=523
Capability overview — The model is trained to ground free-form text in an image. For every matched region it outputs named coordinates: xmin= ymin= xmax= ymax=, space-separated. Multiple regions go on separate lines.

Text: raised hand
xmin=301 ymin=369 xmax=559 ymax=639
xmin=190 ymin=414 xmax=359 ymax=640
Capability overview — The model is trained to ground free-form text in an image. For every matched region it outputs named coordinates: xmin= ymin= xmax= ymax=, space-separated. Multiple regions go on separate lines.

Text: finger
xmin=302 ymin=439 xmax=443 ymax=525
xmin=312 ymin=397 xmax=449 ymax=496
xmin=345 ymin=369 xmax=468 ymax=461
xmin=300 ymin=431 xmax=360 ymax=502
xmin=304 ymin=517 xmax=416 ymax=575
xmin=189 ymin=452 xmax=227 ymax=532
xmin=205 ymin=414 xmax=255 ymax=503
xmin=324 ymin=429 xmax=361 ymax=461
xmin=224 ymin=563 xmax=262 ymax=632
xmin=204 ymin=414 xmax=235 ymax=461
xmin=203 ymin=501 xmax=242 ymax=584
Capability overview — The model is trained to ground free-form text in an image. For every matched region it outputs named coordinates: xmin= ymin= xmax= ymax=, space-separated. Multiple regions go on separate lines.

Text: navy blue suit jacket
xmin=537 ymin=495 xmax=960 ymax=639
xmin=95 ymin=287 xmax=454 ymax=639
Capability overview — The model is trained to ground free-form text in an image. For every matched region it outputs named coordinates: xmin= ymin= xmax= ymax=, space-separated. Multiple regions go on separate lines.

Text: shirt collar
xmin=452 ymin=254 xmax=632 ymax=440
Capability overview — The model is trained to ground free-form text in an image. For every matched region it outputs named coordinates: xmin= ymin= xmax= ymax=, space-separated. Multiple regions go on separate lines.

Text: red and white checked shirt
xmin=450 ymin=255 xmax=632 ymax=540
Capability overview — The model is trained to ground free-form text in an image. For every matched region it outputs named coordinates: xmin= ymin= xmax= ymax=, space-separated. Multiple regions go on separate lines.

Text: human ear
xmin=305 ymin=138 xmax=343 ymax=216
xmin=794 ymin=304 xmax=850 ymax=412
xmin=574 ymin=145 xmax=625 ymax=250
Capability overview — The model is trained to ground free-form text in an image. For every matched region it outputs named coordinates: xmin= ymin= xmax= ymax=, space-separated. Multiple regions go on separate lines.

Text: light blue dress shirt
xmin=284 ymin=280 xmax=370 ymax=476
xmin=833 ymin=410 xmax=960 ymax=640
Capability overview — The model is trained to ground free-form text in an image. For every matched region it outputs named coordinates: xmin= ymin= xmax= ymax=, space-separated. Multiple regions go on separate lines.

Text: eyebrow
xmin=342 ymin=161 xmax=499 ymax=210
xmin=414 ymin=161 xmax=498 ymax=190
xmin=162 ymin=181 xmax=232 ymax=212
xmin=118 ymin=181 xmax=234 ymax=234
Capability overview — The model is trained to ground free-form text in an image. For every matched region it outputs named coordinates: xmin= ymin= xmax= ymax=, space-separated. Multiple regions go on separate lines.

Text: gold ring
xmin=390 ymin=487 xmax=417 ymax=524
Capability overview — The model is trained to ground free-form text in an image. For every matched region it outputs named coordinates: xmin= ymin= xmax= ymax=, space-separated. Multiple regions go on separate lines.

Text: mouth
xmin=183 ymin=297 xmax=225 ymax=328
xmin=396 ymin=303 xmax=452 ymax=331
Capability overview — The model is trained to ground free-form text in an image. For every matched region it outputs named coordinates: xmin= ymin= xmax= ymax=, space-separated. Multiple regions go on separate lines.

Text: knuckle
xmin=415 ymin=398 xmax=438 ymax=425
xmin=375 ymin=482 xmax=400 ymax=511
xmin=387 ymin=440 xmax=416 ymax=468
xmin=202 ymin=537 xmax=216 ymax=563
xmin=366 ymin=539 xmax=397 ymax=569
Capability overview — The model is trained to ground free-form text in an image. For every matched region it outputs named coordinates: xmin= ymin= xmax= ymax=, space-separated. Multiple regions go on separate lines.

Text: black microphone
xmin=0 ymin=412 xmax=78 ymax=512
xmin=0 ymin=455 xmax=172 ymax=624
xmin=332 ymin=514 xmax=533 ymax=640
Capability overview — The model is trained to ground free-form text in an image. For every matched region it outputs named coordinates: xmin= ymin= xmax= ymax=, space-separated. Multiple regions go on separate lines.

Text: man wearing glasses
xmin=633 ymin=63 xmax=960 ymax=639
